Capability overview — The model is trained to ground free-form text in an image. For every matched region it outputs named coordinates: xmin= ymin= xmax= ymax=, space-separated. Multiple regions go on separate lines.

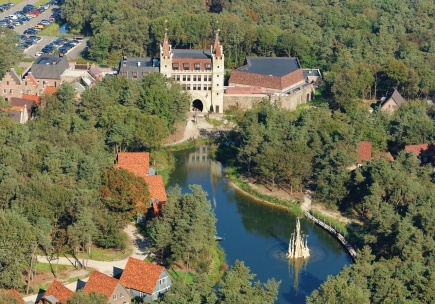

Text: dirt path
xmin=244 ymin=179 xmax=358 ymax=225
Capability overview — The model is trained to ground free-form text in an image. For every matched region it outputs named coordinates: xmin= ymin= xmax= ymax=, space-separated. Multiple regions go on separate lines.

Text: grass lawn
xmin=13 ymin=66 xmax=26 ymax=76
xmin=38 ymin=23 xmax=73 ymax=38
xmin=33 ymin=0 xmax=50 ymax=7
xmin=35 ymin=262 xmax=72 ymax=273
xmin=206 ymin=117 xmax=224 ymax=127
xmin=0 ymin=0 xmax=24 ymax=5
xmin=63 ymin=245 xmax=132 ymax=262
xmin=169 ymin=270 xmax=194 ymax=284
xmin=310 ymin=209 xmax=349 ymax=236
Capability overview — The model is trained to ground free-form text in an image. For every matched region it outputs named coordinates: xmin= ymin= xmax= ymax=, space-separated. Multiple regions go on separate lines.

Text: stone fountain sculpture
xmin=287 ymin=217 xmax=310 ymax=259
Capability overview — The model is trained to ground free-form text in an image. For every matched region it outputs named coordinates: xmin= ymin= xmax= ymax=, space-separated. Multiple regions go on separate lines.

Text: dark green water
xmin=167 ymin=146 xmax=350 ymax=303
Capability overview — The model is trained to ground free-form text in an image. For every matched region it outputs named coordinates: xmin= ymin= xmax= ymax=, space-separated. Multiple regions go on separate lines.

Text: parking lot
xmin=0 ymin=0 xmax=88 ymax=60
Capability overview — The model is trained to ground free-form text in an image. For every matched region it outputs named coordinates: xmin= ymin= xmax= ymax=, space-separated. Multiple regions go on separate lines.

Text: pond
xmin=167 ymin=146 xmax=350 ymax=303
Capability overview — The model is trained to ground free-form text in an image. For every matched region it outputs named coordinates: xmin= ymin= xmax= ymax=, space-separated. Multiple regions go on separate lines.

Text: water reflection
xmin=168 ymin=147 xmax=350 ymax=303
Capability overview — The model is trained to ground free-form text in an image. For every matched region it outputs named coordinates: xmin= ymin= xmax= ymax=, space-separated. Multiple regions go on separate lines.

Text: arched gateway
xmin=192 ymin=99 xmax=204 ymax=112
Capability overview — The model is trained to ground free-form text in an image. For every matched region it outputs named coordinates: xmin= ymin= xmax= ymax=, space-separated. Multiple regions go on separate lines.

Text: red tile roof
xmin=229 ymin=68 xmax=304 ymax=91
xmin=43 ymin=86 xmax=57 ymax=95
xmin=83 ymin=270 xmax=119 ymax=301
xmin=39 ymin=280 xmax=73 ymax=303
xmin=214 ymin=33 xmax=223 ymax=59
xmin=357 ymin=141 xmax=372 ymax=163
xmin=405 ymin=143 xmax=435 ymax=157
xmin=143 ymin=175 xmax=167 ymax=203
xmin=162 ymin=32 xmax=170 ymax=58
xmin=7 ymin=289 xmax=25 ymax=303
xmin=115 ymin=152 xmax=150 ymax=179
xmin=119 ymin=257 xmax=165 ymax=294
xmin=21 ymin=94 xmax=41 ymax=106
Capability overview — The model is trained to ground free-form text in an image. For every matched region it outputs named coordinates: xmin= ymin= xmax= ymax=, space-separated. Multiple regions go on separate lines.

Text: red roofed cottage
xmin=120 ymin=257 xmax=171 ymax=302
xmin=39 ymin=279 xmax=73 ymax=304
xmin=83 ymin=270 xmax=131 ymax=303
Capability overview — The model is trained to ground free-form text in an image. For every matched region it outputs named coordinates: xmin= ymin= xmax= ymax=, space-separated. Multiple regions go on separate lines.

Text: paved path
xmin=36 ymin=224 xmax=148 ymax=276
xmin=302 ymin=193 xmax=357 ymax=260
xmin=23 ymin=224 xmax=149 ymax=302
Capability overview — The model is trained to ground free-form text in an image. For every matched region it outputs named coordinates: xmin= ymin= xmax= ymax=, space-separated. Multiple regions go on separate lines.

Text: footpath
xmin=24 ymin=225 xmax=148 ymax=303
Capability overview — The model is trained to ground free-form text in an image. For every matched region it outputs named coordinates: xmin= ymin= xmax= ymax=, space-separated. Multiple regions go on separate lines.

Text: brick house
xmin=83 ymin=270 xmax=132 ymax=304
xmin=381 ymin=89 xmax=405 ymax=113
xmin=38 ymin=279 xmax=73 ymax=304
xmin=357 ymin=141 xmax=372 ymax=167
xmin=0 ymin=69 xmax=40 ymax=100
xmin=3 ymin=97 xmax=37 ymax=123
xmin=119 ymin=257 xmax=171 ymax=302
xmin=30 ymin=54 xmax=69 ymax=89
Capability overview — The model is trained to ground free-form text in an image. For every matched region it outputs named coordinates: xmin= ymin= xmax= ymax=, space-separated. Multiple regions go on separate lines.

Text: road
xmin=1 ymin=1 xmax=88 ymax=60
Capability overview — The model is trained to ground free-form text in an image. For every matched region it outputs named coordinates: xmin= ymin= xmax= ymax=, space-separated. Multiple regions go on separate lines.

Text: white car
xmin=35 ymin=51 xmax=43 ymax=57
xmin=7 ymin=15 xmax=18 ymax=20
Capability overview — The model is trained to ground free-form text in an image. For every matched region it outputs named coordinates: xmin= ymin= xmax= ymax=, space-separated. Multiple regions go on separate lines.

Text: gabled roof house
xmin=6 ymin=289 xmax=25 ymax=303
xmin=38 ymin=280 xmax=73 ymax=304
xmin=381 ymin=89 xmax=406 ymax=112
xmin=404 ymin=143 xmax=435 ymax=166
xmin=357 ymin=141 xmax=372 ymax=166
xmin=83 ymin=270 xmax=131 ymax=303
xmin=119 ymin=257 xmax=171 ymax=302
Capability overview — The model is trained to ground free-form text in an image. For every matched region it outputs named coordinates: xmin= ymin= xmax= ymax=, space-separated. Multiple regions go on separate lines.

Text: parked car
xmin=39 ymin=20 xmax=51 ymax=26
xmin=35 ymin=51 xmax=43 ymax=57
xmin=35 ymin=24 xmax=45 ymax=29
xmin=52 ymin=38 xmax=67 ymax=46
xmin=27 ymin=13 xmax=36 ymax=18
xmin=28 ymin=35 xmax=41 ymax=41
xmin=6 ymin=24 xmax=15 ymax=29
xmin=19 ymin=16 xmax=30 ymax=22
xmin=24 ymin=28 xmax=39 ymax=34
xmin=67 ymin=39 xmax=79 ymax=46
xmin=12 ymin=21 xmax=22 ymax=26
xmin=30 ymin=10 xmax=40 ymax=17
xmin=7 ymin=15 xmax=18 ymax=20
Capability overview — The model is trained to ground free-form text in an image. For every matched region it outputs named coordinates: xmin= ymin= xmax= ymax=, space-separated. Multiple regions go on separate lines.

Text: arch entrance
xmin=192 ymin=99 xmax=204 ymax=112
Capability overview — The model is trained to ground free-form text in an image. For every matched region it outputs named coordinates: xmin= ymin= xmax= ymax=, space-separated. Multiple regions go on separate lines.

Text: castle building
xmin=160 ymin=31 xmax=224 ymax=113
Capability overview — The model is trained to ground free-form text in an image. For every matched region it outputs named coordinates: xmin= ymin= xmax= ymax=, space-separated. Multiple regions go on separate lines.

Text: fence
xmin=304 ymin=210 xmax=357 ymax=261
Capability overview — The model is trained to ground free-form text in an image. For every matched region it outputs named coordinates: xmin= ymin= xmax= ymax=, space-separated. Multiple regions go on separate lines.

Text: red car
xmin=30 ymin=10 xmax=40 ymax=16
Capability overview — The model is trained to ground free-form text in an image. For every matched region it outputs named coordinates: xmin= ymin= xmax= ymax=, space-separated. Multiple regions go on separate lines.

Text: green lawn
xmin=169 ymin=270 xmax=194 ymax=284
xmin=38 ymin=23 xmax=73 ymax=38
xmin=33 ymin=0 xmax=50 ymax=7
xmin=13 ymin=66 xmax=26 ymax=76
xmin=35 ymin=262 xmax=72 ymax=273
xmin=0 ymin=0 xmax=24 ymax=5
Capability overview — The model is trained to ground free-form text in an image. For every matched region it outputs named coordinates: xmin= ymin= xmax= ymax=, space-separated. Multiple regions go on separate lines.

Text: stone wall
xmin=224 ymin=83 xmax=315 ymax=111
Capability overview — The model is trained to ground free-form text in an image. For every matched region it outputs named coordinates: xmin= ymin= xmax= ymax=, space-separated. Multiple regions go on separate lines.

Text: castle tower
xmin=211 ymin=31 xmax=224 ymax=113
xmin=160 ymin=30 xmax=172 ymax=78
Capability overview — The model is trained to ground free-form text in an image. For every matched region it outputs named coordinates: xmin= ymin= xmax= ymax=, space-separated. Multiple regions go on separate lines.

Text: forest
xmin=0 ymin=74 xmax=189 ymax=292
xmin=231 ymin=100 xmax=435 ymax=303
xmin=61 ymin=0 xmax=435 ymax=104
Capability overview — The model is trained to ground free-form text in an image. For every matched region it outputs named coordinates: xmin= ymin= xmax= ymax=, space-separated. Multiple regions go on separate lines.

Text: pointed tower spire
xmin=162 ymin=29 xmax=170 ymax=59
xmin=213 ymin=29 xmax=222 ymax=59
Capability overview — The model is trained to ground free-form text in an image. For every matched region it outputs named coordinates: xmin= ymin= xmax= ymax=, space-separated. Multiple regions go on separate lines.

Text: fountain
xmin=287 ymin=217 xmax=310 ymax=259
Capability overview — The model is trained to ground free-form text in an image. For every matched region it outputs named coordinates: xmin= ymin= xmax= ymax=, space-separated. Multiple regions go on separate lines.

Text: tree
xmin=0 ymin=29 xmax=23 ymax=79
xmin=218 ymin=260 xmax=280 ymax=303
xmin=66 ymin=290 xmax=107 ymax=304
xmin=0 ymin=210 xmax=36 ymax=289
xmin=100 ymin=168 xmax=150 ymax=219
xmin=148 ymin=185 xmax=216 ymax=273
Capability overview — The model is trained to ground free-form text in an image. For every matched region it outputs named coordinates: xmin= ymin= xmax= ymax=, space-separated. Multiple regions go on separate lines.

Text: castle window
xmin=172 ymin=63 xmax=179 ymax=70
xmin=194 ymin=63 xmax=200 ymax=70
xmin=197 ymin=75 xmax=201 ymax=81
xmin=25 ymin=81 xmax=28 ymax=85
xmin=187 ymin=76 xmax=191 ymax=81
xmin=6 ymin=81 xmax=9 ymax=85
xmin=183 ymin=63 xmax=190 ymax=70
xmin=187 ymin=84 xmax=191 ymax=90
xmin=203 ymin=85 xmax=207 ymax=90
xmin=9 ymin=89 xmax=13 ymax=94
xmin=176 ymin=75 xmax=180 ymax=81
xmin=193 ymin=84 xmax=197 ymax=90
xmin=183 ymin=75 xmax=186 ymax=81
xmin=193 ymin=75 xmax=197 ymax=81
xmin=132 ymin=72 xmax=138 ymax=79
xmin=208 ymin=84 xmax=212 ymax=90
xmin=205 ymin=63 xmax=211 ymax=70
xmin=2 ymin=89 xmax=6 ymax=94
xmin=208 ymin=75 xmax=212 ymax=81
